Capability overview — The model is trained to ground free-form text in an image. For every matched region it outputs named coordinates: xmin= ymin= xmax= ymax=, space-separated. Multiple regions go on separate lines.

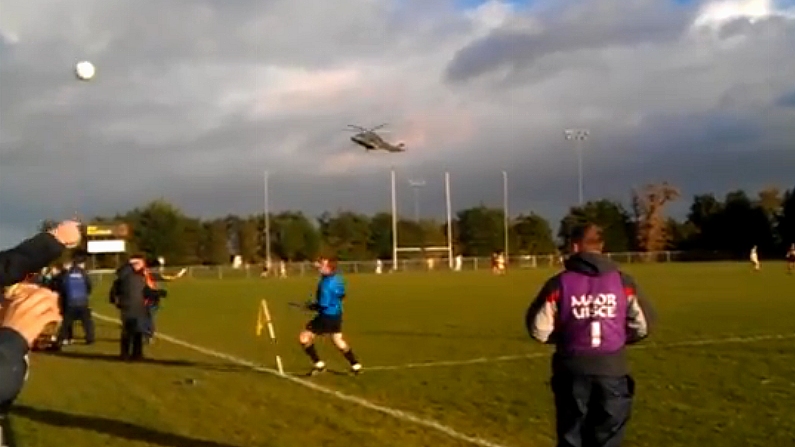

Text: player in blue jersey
xmin=298 ymin=256 xmax=362 ymax=375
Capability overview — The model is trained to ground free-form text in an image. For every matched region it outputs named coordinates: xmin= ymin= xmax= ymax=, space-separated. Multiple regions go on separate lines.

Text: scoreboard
xmin=86 ymin=223 xmax=129 ymax=238
xmin=85 ymin=223 xmax=129 ymax=254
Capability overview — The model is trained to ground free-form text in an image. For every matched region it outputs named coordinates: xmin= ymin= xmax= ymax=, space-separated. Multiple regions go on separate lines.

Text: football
xmin=75 ymin=61 xmax=96 ymax=81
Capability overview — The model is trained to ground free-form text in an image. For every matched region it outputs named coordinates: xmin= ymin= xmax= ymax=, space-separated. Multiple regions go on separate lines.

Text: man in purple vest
xmin=526 ymin=223 xmax=655 ymax=447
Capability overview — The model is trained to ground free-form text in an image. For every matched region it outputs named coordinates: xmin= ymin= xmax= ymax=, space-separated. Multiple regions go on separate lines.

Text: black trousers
xmin=57 ymin=306 xmax=95 ymax=344
xmin=551 ymin=374 xmax=635 ymax=447
xmin=0 ymin=411 xmax=15 ymax=447
xmin=120 ymin=317 xmax=144 ymax=359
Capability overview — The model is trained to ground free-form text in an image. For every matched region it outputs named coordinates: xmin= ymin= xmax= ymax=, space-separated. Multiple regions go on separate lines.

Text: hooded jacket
xmin=525 ymin=252 xmax=656 ymax=376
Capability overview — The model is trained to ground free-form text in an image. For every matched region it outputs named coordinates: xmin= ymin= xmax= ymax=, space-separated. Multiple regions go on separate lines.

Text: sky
xmin=1 ymin=0 xmax=794 ymax=247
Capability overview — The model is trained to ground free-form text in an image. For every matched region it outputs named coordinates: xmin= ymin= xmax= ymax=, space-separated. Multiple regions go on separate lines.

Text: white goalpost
xmin=390 ymin=169 xmax=454 ymax=271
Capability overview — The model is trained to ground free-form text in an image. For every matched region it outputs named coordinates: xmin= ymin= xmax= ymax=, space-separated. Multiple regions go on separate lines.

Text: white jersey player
xmin=750 ymin=246 xmax=760 ymax=271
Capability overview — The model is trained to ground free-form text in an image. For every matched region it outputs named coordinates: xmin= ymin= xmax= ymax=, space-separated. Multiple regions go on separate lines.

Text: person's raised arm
xmin=0 ymin=221 xmax=81 ymax=287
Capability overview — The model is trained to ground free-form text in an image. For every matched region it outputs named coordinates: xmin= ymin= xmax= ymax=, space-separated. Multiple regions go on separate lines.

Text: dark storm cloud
xmin=777 ymin=89 xmax=795 ymax=107
xmin=445 ymin=0 xmax=696 ymax=83
xmin=1 ymin=0 xmax=794 ymax=247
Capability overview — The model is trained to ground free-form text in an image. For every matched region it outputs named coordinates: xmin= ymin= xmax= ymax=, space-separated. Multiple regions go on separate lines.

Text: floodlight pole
xmin=264 ymin=170 xmax=272 ymax=269
xmin=502 ymin=170 xmax=509 ymax=261
xmin=564 ymin=128 xmax=590 ymax=205
xmin=391 ymin=168 xmax=398 ymax=271
xmin=408 ymin=179 xmax=426 ymax=222
xmin=445 ymin=171 xmax=453 ymax=269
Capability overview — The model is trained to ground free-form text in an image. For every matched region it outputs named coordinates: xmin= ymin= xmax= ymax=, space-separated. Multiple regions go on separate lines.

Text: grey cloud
xmin=777 ymin=90 xmax=795 ymax=107
xmin=445 ymin=0 xmax=695 ymax=83
xmin=1 ymin=0 xmax=794 ymax=247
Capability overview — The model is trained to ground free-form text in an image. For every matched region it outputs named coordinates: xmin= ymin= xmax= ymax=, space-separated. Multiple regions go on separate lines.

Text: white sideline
xmin=362 ymin=333 xmax=795 ymax=372
xmin=91 ymin=313 xmax=510 ymax=447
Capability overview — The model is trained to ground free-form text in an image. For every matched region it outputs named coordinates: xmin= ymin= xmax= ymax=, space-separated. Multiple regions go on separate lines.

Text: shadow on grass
xmin=43 ymin=351 xmax=251 ymax=372
xmin=12 ymin=406 xmax=243 ymax=447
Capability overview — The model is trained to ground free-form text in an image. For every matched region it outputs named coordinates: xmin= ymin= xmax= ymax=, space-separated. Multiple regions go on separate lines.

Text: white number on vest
xmin=590 ymin=321 xmax=601 ymax=347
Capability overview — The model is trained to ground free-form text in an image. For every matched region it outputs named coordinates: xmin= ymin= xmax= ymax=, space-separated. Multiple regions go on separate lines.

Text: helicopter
xmin=346 ymin=124 xmax=406 ymax=153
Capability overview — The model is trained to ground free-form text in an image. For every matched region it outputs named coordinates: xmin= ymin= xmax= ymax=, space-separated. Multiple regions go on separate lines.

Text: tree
xmin=200 ymin=219 xmax=229 ymax=265
xmin=559 ymin=200 xmax=634 ymax=252
xmin=632 ymin=182 xmax=680 ymax=252
xmin=455 ymin=206 xmax=504 ymax=256
xmin=125 ymin=200 xmax=193 ymax=264
xmin=757 ymin=186 xmax=783 ymax=222
xmin=418 ymin=219 xmax=447 ymax=248
xmin=512 ymin=213 xmax=556 ymax=254
xmin=367 ymin=212 xmax=393 ymax=259
xmin=685 ymin=194 xmax=725 ymax=251
xmin=721 ymin=190 xmax=774 ymax=257
xmin=777 ymin=187 xmax=795 ymax=246
xmin=272 ymin=212 xmax=320 ymax=261
xmin=180 ymin=218 xmax=205 ymax=265
xmin=237 ymin=217 xmax=261 ymax=263
xmin=666 ymin=218 xmax=698 ymax=250
xmin=396 ymin=220 xmax=425 ymax=248
xmin=755 ymin=186 xmax=783 ymax=248
xmin=318 ymin=211 xmax=371 ymax=260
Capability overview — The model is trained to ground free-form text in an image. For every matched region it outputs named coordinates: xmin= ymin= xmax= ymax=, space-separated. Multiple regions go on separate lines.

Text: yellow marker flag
xmin=255 ymin=301 xmax=265 ymax=337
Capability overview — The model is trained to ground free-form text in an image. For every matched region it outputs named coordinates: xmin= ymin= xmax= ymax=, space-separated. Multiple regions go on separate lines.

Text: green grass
xmin=12 ymin=263 xmax=795 ymax=447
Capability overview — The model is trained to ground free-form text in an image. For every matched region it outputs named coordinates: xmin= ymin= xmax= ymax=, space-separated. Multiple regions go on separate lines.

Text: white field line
xmin=91 ymin=312 xmax=511 ymax=447
xmin=361 ymin=333 xmax=795 ymax=372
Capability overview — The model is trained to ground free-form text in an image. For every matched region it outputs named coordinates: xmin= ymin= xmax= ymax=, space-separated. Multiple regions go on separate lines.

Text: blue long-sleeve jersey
xmin=314 ymin=273 xmax=345 ymax=316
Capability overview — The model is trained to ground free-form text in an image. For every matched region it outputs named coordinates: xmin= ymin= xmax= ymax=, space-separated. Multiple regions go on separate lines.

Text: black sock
xmin=304 ymin=344 xmax=320 ymax=363
xmin=342 ymin=349 xmax=358 ymax=365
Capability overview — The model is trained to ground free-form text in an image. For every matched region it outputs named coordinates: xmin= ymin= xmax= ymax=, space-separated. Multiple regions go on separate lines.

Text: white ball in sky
xmin=75 ymin=61 xmax=96 ymax=81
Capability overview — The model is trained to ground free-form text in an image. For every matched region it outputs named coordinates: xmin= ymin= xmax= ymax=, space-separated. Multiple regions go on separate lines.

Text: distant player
xmin=787 ymin=244 xmax=795 ymax=274
xmin=492 ymin=252 xmax=506 ymax=275
xmin=526 ymin=223 xmax=655 ymax=447
xmin=750 ymin=246 xmax=760 ymax=271
xmin=298 ymin=256 xmax=362 ymax=375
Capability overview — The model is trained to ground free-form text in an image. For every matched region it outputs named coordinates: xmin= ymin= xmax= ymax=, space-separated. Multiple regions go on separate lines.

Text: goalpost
xmin=390 ymin=169 xmax=454 ymax=270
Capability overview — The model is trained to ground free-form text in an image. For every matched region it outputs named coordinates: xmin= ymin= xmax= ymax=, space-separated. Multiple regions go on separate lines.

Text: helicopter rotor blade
xmin=369 ymin=123 xmax=388 ymax=132
xmin=347 ymin=124 xmax=368 ymax=131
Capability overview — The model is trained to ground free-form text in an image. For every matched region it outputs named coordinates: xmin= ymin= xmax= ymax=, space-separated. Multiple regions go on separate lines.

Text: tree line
xmin=42 ymin=183 xmax=795 ymax=266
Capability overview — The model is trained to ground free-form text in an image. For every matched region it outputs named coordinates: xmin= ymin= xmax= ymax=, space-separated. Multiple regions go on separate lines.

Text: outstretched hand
xmin=1 ymin=284 xmax=62 ymax=346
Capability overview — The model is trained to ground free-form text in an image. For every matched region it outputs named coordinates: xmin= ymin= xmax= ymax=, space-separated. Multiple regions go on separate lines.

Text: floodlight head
xmin=564 ymin=128 xmax=590 ymax=140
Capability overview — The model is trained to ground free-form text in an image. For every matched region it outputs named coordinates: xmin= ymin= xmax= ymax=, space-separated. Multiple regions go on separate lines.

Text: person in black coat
xmin=110 ymin=254 xmax=149 ymax=361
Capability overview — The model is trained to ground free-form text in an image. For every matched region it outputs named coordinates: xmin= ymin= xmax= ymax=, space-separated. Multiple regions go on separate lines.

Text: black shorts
xmin=788 ymin=255 xmax=795 ymax=263
xmin=306 ymin=314 xmax=342 ymax=335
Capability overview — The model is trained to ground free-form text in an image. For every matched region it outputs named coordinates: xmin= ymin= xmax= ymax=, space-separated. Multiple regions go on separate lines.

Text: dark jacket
xmin=0 ymin=233 xmax=65 ymax=409
xmin=0 ymin=233 xmax=64 ymax=288
xmin=525 ymin=252 xmax=656 ymax=376
xmin=112 ymin=264 xmax=147 ymax=318
xmin=0 ymin=329 xmax=29 ymax=410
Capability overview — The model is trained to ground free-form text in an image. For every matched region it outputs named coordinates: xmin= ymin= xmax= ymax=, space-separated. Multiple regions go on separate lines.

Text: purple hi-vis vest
xmin=557 ymin=271 xmax=628 ymax=356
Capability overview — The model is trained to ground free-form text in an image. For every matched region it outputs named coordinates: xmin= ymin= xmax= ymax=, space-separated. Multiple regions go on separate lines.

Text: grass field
xmin=11 ymin=263 xmax=795 ymax=447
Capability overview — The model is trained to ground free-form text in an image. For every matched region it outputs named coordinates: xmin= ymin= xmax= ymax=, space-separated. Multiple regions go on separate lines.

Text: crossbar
xmin=395 ymin=247 xmax=450 ymax=253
